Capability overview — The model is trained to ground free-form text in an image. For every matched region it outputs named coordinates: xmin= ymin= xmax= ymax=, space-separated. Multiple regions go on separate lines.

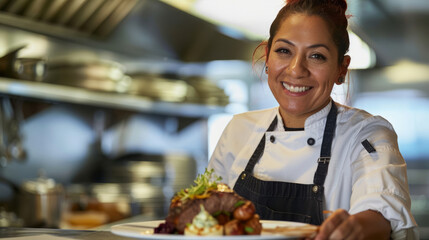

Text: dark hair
xmin=266 ymin=0 xmax=349 ymax=64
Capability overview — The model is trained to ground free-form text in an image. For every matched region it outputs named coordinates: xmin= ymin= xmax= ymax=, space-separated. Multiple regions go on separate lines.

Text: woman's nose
xmin=286 ymin=55 xmax=308 ymax=78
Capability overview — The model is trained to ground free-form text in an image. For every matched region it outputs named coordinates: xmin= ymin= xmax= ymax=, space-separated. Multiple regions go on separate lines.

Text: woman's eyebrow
xmin=275 ymin=38 xmax=330 ymax=51
xmin=308 ymin=44 xmax=330 ymax=51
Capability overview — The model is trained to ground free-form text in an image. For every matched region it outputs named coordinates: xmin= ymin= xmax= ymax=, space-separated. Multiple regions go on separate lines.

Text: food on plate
xmin=184 ymin=205 xmax=223 ymax=236
xmin=154 ymin=168 xmax=262 ymax=235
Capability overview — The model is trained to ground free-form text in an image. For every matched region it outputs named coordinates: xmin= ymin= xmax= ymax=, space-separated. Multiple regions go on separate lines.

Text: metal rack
xmin=0 ymin=77 xmax=225 ymax=117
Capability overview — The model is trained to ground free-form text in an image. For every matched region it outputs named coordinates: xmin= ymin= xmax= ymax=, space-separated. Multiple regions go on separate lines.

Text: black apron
xmin=233 ymin=103 xmax=337 ymax=225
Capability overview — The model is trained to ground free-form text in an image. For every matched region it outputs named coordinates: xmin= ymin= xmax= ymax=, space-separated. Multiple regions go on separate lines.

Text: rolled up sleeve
xmin=349 ymin=117 xmax=418 ymax=239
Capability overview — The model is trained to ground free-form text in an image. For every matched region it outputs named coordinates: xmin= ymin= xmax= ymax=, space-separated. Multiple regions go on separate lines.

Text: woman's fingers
xmin=314 ymin=209 xmax=349 ymax=240
xmin=314 ymin=210 xmax=391 ymax=240
xmin=330 ymin=215 xmax=358 ymax=239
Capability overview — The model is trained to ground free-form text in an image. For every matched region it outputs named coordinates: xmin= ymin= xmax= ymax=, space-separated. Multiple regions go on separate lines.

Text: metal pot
xmin=0 ymin=173 xmax=64 ymax=228
xmin=17 ymin=174 xmax=64 ymax=228
xmin=43 ymin=60 xmax=131 ymax=93
xmin=0 ymin=45 xmax=46 ymax=81
xmin=103 ymin=153 xmax=167 ymax=185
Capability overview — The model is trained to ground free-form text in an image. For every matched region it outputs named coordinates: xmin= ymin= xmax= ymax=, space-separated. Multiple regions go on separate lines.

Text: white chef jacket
xmin=208 ymin=101 xmax=418 ymax=239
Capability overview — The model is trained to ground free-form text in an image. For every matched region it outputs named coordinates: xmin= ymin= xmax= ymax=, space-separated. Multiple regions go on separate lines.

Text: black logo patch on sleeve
xmin=361 ymin=139 xmax=376 ymax=153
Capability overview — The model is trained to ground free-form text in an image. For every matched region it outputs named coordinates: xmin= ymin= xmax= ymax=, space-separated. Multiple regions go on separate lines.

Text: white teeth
xmin=282 ymin=82 xmax=311 ymax=93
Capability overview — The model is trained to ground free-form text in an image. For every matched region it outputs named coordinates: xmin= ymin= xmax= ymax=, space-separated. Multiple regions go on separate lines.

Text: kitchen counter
xmin=0 ymin=215 xmax=157 ymax=239
xmin=0 ymin=227 xmax=133 ymax=239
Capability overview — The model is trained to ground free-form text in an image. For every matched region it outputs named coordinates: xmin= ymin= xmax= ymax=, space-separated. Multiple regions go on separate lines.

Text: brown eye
xmin=310 ymin=53 xmax=326 ymax=61
xmin=275 ymin=48 xmax=291 ymax=54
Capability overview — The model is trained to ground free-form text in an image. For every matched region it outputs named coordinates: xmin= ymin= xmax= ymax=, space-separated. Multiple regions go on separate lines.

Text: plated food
xmin=110 ymin=168 xmax=319 ymax=239
xmin=154 ymin=169 xmax=262 ymax=236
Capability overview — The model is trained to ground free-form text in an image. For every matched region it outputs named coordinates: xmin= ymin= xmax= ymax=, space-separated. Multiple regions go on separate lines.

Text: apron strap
xmin=244 ymin=116 xmax=278 ymax=173
xmin=313 ymin=102 xmax=338 ymax=186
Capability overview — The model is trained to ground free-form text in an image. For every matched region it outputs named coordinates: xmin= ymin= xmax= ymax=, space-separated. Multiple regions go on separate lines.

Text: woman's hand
xmin=311 ymin=209 xmax=391 ymax=240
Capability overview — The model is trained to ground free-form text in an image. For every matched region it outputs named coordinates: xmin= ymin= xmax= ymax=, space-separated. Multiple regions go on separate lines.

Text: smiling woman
xmin=208 ymin=0 xmax=418 ymax=239
xmin=265 ymin=13 xmax=350 ymax=128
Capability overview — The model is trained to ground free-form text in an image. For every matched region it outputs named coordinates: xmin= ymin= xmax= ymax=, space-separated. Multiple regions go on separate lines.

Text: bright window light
xmin=348 ymin=31 xmax=376 ymax=69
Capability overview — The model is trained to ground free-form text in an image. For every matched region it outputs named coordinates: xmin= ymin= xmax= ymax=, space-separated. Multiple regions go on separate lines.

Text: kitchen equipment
xmin=14 ymin=57 xmax=47 ymax=81
xmin=0 ymin=207 xmax=23 ymax=227
xmin=0 ymin=172 xmax=64 ymax=228
xmin=43 ymin=60 xmax=131 ymax=93
xmin=127 ymin=74 xmax=190 ymax=103
xmin=0 ymin=45 xmax=26 ymax=78
xmin=18 ymin=173 xmax=65 ymax=228
xmin=103 ymin=153 xmax=167 ymax=185
xmin=0 ymin=45 xmax=46 ymax=81
xmin=103 ymin=153 xmax=197 ymax=193
xmin=128 ymin=73 xmax=229 ymax=105
xmin=185 ymin=76 xmax=229 ymax=106
xmin=63 ymin=182 xmax=167 ymax=229
xmin=0 ymin=97 xmax=26 ymax=167
xmin=163 ymin=154 xmax=197 ymax=193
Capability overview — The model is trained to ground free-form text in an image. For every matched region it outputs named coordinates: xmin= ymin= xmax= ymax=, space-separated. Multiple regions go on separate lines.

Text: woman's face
xmin=266 ymin=13 xmax=349 ymax=125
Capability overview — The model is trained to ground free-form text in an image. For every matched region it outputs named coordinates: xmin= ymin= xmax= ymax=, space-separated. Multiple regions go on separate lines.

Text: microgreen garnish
xmin=175 ymin=168 xmax=222 ymax=202
xmin=245 ymin=226 xmax=254 ymax=233
xmin=212 ymin=210 xmax=222 ymax=217
xmin=234 ymin=200 xmax=245 ymax=208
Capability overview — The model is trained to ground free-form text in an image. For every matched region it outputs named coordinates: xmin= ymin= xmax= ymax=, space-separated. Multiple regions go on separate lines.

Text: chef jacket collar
xmin=274 ymin=100 xmax=334 ymax=132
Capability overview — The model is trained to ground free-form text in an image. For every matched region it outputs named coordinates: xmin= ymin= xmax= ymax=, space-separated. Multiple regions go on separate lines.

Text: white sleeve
xmin=208 ymin=118 xmax=235 ymax=184
xmin=348 ymin=116 xmax=418 ymax=239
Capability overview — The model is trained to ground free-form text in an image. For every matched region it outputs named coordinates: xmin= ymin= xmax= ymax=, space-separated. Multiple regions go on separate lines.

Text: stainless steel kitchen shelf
xmin=0 ymin=77 xmax=225 ymax=117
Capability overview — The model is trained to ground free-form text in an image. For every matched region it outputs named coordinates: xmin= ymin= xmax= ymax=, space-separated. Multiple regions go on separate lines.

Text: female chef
xmin=208 ymin=0 xmax=418 ymax=239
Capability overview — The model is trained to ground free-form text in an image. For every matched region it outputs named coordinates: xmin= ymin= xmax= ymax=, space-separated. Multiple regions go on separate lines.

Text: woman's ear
xmin=341 ymin=55 xmax=351 ymax=76
xmin=336 ymin=55 xmax=351 ymax=85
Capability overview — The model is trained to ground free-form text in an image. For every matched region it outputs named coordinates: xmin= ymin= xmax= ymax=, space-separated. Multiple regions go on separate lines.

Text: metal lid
xmin=21 ymin=175 xmax=63 ymax=194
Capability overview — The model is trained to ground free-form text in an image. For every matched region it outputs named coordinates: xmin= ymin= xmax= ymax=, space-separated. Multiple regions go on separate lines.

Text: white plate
xmin=111 ymin=220 xmax=311 ymax=239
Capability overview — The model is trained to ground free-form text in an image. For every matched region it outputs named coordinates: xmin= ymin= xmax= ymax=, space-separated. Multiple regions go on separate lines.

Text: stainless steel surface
xmin=18 ymin=174 xmax=64 ymax=228
xmin=0 ymin=45 xmax=26 ymax=79
xmin=185 ymin=76 xmax=230 ymax=106
xmin=14 ymin=57 xmax=46 ymax=81
xmin=349 ymin=0 xmax=429 ymax=66
xmin=128 ymin=74 xmax=229 ymax=106
xmin=0 ymin=227 xmax=136 ymax=239
xmin=0 ymin=0 xmax=258 ymax=61
xmin=0 ymin=172 xmax=64 ymax=228
xmin=103 ymin=153 xmax=166 ymax=185
xmin=103 ymin=153 xmax=197 ymax=193
xmin=44 ymin=60 xmax=131 ymax=94
xmin=0 ymin=0 xmax=138 ymax=38
xmin=127 ymin=75 xmax=190 ymax=104
xmin=0 ymin=97 xmax=26 ymax=167
xmin=0 ymin=45 xmax=46 ymax=82
xmin=163 ymin=154 xmax=197 ymax=193
xmin=0 ymin=77 xmax=225 ymax=117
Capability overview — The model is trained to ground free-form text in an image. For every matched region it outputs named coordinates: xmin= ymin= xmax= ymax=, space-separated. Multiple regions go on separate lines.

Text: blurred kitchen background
xmin=0 ymin=0 xmax=427 ymax=238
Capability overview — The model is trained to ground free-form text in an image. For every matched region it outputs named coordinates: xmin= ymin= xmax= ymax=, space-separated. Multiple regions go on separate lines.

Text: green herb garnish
xmin=212 ymin=210 xmax=222 ymax=217
xmin=244 ymin=226 xmax=254 ymax=233
xmin=175 ymin=168 xmax=222 ymax=202
xmin=234 ymin=200 xmax=245 ymax=208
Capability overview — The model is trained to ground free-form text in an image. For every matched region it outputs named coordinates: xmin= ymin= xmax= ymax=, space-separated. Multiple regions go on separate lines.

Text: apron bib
xmin=233 ymin=103 xmax=338 ymax=225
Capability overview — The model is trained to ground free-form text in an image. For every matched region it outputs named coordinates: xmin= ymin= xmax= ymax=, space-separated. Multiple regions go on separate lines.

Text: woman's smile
xmin=281 ymin=82 xmax=312 ymax=93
